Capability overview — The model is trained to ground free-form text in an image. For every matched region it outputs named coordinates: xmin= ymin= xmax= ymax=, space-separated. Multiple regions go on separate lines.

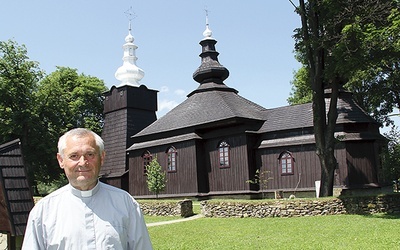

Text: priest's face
xmin=57 ymin=134 xmax=105 ymax=191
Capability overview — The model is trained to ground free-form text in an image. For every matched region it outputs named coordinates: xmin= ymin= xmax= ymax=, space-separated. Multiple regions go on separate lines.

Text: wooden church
xmin=0 ymin=139 xmax=35 ymax=249
xmin=100 ymin=20 xmax=385 ymax=199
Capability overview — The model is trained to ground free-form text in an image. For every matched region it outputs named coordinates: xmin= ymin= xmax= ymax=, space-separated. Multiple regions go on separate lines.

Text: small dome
xmin=125 ymin=32 xmax=134 ymax=43
xmin=203 ymin=25 xmax=212 ymax=39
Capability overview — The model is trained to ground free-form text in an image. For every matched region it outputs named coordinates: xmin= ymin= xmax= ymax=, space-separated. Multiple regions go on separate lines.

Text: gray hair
xmin=58 ymin=128 xmax=104 ymax=158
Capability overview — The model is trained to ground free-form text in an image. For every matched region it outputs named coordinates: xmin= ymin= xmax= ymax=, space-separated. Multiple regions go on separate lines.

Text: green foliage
xmin=0 ymin=40 xmax=108 ymax=186
xmin=0 ymin=40 xmax=44 ymax=183
xmin=291 ymin=1 xmax=400 ymax=126
xmin=380 ymin=127 xmax=400 ymax=182
xmin=37 ymin=66 xmax=107 ymax=135
xmin=246 ymin=169 xmax=272 ymax=198
xmin=288 ymin=66 xmax=312 ymax=105
xmin=36 ymin=174 xmax=68 ymax=195
xmin=292 ymin=0 xmax=399 ymax=196
xmin=0 ymin=40 xmax=43 ymax=141
xmin=32 ymin=67 xmax=107 ymax=183
xmin=145 ymin=158 xmax=167 ymax=199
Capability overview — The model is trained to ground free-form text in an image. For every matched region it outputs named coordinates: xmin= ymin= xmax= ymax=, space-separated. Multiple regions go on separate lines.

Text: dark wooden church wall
xmin=345 ymin=141 xmax=378 ymax=187
xmin=128 ymin=140 xmax=199 ymax=196
xmin=195 ymin=139 xmax=209 ymax=193
xmin=162 ymin=140 xmax=199 ymax=195
xmin=126 ymin=108 xmax=157 ymax=144
xmin=206 ymin=135 xmax=251 ymax=193
xmin=128 ymin=155 xmax=149 ymax=196
xmin=259 ymin=140 xmax=377 ymax=192
xmin=333 ymin=143 xmax=348 ymax=187
xmin=259 ymin=144 xmax=322 ymax=191
xmin=101 ymin=109 xmax=129 ymax=174
xmin=101 ymin=177 xmax=123 ymax=190
xmin=245 ymin=134 xmax=259 ymax=190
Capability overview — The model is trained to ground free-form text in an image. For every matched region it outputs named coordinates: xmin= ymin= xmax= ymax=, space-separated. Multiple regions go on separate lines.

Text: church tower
xmin=100 ymin=19 xmax=157 ymax=190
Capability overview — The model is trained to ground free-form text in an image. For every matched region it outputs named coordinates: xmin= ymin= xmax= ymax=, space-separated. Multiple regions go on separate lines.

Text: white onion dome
xmin=115 ymin=28 xmax=144 ymax=87
xmin=203 ymin=24 xmax=213 ymax=39
xmin=125 ymin=32 xmax=134 ymax=43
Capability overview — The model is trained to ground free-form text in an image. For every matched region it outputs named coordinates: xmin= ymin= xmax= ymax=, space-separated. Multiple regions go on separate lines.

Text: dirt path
xmin=146 ymin=214 xmax=204 ymax=227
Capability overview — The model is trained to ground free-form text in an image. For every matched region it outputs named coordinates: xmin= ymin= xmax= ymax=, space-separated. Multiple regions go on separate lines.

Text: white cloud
xmin=158 ymin=99 xmax=179 ymax=113
xmin=174 ymin=89 xmax=186 ymax=97
xmin=156 ymin=88 xmax=188 ymax=117
xmin=160 ymin=86 xmax=169 ymax=93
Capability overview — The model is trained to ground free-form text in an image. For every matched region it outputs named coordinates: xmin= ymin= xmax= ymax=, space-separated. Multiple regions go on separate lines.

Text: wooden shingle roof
xmin=0 ymin=139 xmax=34 ymax=236
xmin=334 ymin=92 xmax=378 ymax=125
xmin=132 ymin=33 xmax=267 ymax=141
xmin=129 ymin=31 xmax=379 ymax=146
xmin=133 ymin=85 xmax=267 ymax=139
xmin=258 ymin=91 xmax=379 ymax=134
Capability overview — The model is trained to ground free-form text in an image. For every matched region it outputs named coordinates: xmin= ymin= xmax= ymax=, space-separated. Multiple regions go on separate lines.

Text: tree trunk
xmin=298 ymin=0 xmax=339 ymax=197
xmin=319 ymin=151 xmax=336 ymax=196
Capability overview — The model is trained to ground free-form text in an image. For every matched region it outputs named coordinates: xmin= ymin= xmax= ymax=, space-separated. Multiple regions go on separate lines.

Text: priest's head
xmin=56 ymin=128 xmax=105 ymax=191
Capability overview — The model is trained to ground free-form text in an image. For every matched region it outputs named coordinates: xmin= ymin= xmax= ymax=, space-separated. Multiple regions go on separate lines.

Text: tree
xmin=32 ymin=66 xmax=107 ymax=184
xmin=345 ymin=7 xmax=400 ymax=127
xmin=37 ymin=66 xmax=106 ymax=134
xmin=0 ymin=40 xmax=43 ymax=183
xmin=288 ymin=66 xmax=312 ymax=105
xmin=289 ymin=5 xmax=400 ymax=127
xmin=145 ymin=158 xmax=166 ymax=199
xmin=290 ymin=0 xmax=396 ymax=196
xmin=0 ymin=40 xmax=107 ymax=188
xmin=246 ymin=169 xmax=272 ymax=199
xmin=380 ymin=127 xmax=400 ymax=182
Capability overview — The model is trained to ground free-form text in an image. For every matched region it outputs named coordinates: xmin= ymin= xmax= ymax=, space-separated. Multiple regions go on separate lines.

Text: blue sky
xmin=1 ymin=0 xmax=398 ymax=131
xmin=1 ymin=1 xmax=301 ymax=115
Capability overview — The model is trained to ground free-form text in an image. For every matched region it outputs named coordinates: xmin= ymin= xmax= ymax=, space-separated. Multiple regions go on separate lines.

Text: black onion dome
xmin=193 ymin=36 xmax=229 ymax=84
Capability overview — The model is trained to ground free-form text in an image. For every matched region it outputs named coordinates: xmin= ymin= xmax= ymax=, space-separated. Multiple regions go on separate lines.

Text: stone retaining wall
xmin=200 ymin=194 xmax=400 ymax=218
xmin=140 ymin=199 xmax=193 ymax=217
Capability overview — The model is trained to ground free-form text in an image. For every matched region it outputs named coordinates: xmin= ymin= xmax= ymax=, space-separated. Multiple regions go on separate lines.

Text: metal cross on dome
xmin=124 ymin=6 xmax=137 ymax=22
xmin=204 ymin=6 xmax=210 ymax=22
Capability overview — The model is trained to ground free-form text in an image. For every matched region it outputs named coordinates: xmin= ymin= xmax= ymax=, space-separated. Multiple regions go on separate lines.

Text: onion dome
xmin=115 ymin=22 xmax=144 ymax=87
xmin=193 ymin=15 xmax=229 ymax=84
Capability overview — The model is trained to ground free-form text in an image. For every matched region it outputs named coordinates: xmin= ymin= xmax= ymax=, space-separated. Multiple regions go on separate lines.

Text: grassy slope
xmin=147 ymin=214 xmax=400 ymax=249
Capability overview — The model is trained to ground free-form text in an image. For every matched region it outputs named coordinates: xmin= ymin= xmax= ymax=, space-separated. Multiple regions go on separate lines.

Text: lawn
xmin=146 ymin=214 xmax=400 ymax=249
xmin=145 ymin=215 xmax=182 ymax=224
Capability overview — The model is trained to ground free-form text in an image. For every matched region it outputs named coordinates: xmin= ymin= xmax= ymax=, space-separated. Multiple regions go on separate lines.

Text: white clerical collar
xmin=69 ymin=181 xmax=100 ymax=198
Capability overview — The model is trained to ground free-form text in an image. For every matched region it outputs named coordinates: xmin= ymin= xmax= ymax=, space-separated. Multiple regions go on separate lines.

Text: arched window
xmin=166 ymin=146 xmax=177 ymax=172
xmin=142 ymin=150 xmax=152 ymax=174
xmin=279 ymin=151 xmax=294 ymax=175
xmin=219 ymin=141 xmax=230 ymax=168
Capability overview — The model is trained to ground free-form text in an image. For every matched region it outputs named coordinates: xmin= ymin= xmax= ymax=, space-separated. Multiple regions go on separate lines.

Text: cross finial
xmin=124 ymin=6 xmax=137 ymax=31
xmin=202 ymin=6 xmax=213 ymax=39
xmin=204 ymin=6 xmax=210 ymax=27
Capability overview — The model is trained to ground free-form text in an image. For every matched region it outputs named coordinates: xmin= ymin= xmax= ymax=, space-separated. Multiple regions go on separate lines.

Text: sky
xmin=1 ymin=0 xmax=398 ymax=132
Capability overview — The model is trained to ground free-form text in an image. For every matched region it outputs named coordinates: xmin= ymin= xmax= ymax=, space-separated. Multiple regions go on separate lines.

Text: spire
xmin=193 ymin=10 xmax=229 ymax=84
xmin=115 ymin=8 xmax=144 ymax=87
xmin=203 ymin=9 xmax=213 ymax=39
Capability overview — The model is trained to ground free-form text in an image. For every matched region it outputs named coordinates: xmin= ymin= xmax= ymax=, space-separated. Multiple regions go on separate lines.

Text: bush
xmin=36 ymin=174 xmax=68 ymax=195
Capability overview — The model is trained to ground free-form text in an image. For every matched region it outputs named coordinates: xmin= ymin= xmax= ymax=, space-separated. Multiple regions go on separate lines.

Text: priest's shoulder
xmin=99 ymin=181 xmax=131 ymax=196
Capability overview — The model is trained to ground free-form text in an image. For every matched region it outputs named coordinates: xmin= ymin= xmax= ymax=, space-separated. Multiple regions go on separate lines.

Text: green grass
xmin=146 ymin=214 xmax=400 ymax=249
xmin=144 ymin=215 xmax=182 ymax=223
xmin=192 ymin=201 xmax=201 ymax=214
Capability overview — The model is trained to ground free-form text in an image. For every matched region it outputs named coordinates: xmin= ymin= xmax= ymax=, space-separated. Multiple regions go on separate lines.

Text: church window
xmin=279 ymin=151 xmax=294 ymax=175
xmin=219 ymin=141 xmax=230 ymax=168
xmin=166 ymin=146 xmax=177 ymax=172
xmin=142 ymin=150 xmax=152 ymax=174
